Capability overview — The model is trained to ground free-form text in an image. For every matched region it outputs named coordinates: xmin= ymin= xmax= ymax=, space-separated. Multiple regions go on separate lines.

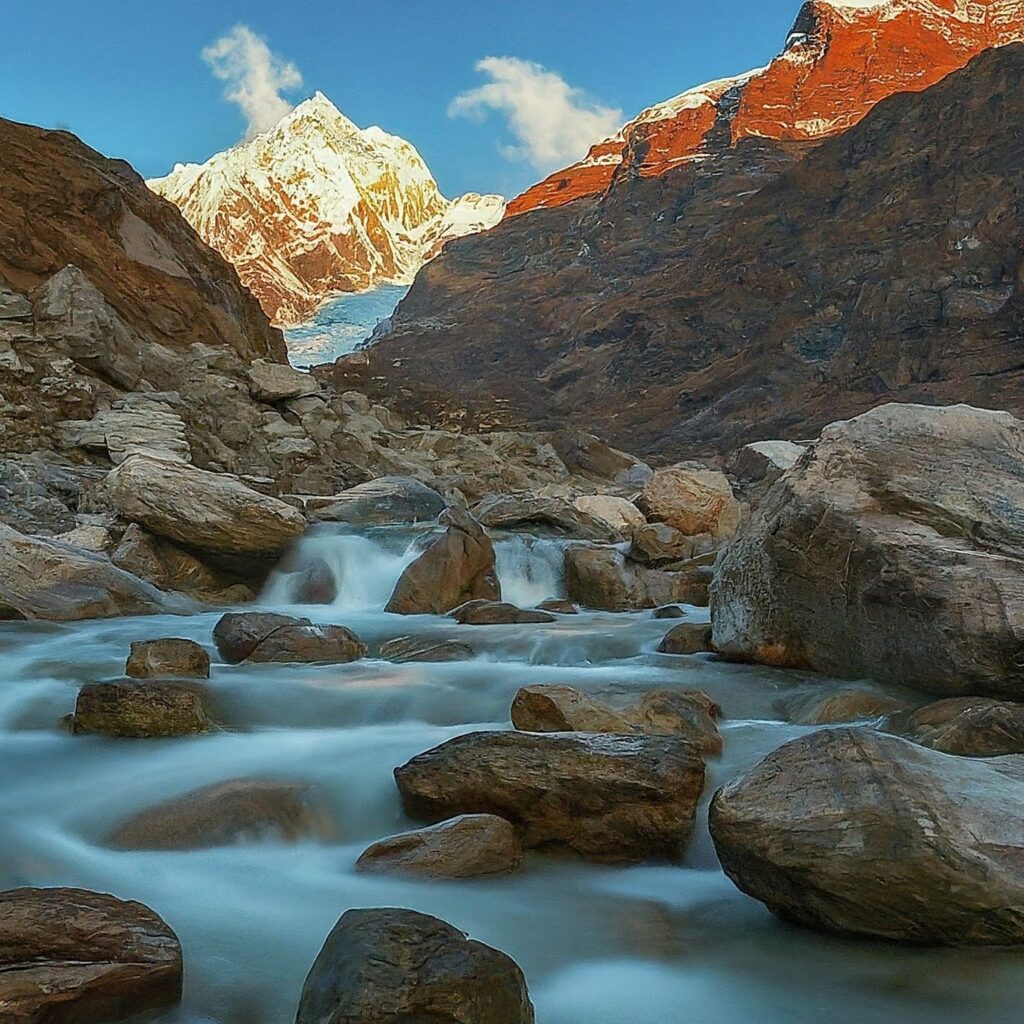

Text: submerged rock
xmin=70 ymin=680 xmax=211 ymax=738
xmin=296 ymin=908 xmax=534 ymax=1024
xmin=450 ymin=600 xmax=556 ymax=625
xmin=106 ymin=779 xmax=330 ymax=850
xmin=709 ymin=728 xmax=1024 ymax=944
xmin=379 ymin=636 xmax=474 ymax=663
xmin=885 ymin=697 xmax=1024 ymax=757
xmin=212 ymin=612 xmax=366 ymax=665
xmin=782 ymin=689 xmax=910 ymax=726
xmin=355 ymin=814 xmax=523 ymax=879
xmin=395 ymin=730 xmax=705 ymax=863
xmin=125 ymin=638 xmax=210 ymax=680
xmin=0 ymin=887 xmax=182 ymax=1023
xmin=638 ymin=465 xmax=740 ymax=541
xmin=314 ymin=476 xmax=446 ymax=526
xmin=386 ymin=508 xmax=500 ymax=615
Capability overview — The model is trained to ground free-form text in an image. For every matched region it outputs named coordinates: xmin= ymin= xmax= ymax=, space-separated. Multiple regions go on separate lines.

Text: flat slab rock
xmin=0 ymin=887 xmax=182 ymax=1023
xmin=450 ymin=600 xmax=555 ymax=625
xmin=395 ymin=730 xmax=705 ymax=863
xmin=378 ymin=635 xmax=474 ymax=663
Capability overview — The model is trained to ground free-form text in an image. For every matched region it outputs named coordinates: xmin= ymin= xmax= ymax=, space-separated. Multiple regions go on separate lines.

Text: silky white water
xmin=2 ymin=528 xmax=1024 ymax=1024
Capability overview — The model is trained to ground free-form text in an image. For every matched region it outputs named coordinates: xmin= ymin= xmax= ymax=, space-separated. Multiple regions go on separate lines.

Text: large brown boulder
xmin=885 ymin=697 xmax=1024 ymax=757
xmin=212 ymin=612 xmax=366 ymax=665
xmin=0 ymin=887 xmax=182 ymax=1023
xmin=565 ymin=545 xmax=709 ymax=611
xmin=70 ymin=680 xmax=210 ymax=738
xmin=572 ymin=494 xmax=646 ymax=537
xmin=638 ymin=465 xmax=740 ymax=541
xmin=0 ymin=524 xmax=178 ymax=621
xmin=395 ymin=731 xmax=705 ymax=863
xmin=355 ymin=814 xmax=523 ymax=879
xmin=107 ymin=454 xmax=306 ymax=558
xmin=125 ymin=638 xmax=210 ymax=679
xmin=106 ymin=779 xmax=330 ymax=850
xmin=296 ymin=908 xmax=534 ymax=1024
xmin=712 ymin=405 xmax=1024 ymax=697
xmin=385 ymin=508 xmax=500 ymax=615
xmin=709 ymin=728 xmax=1024 ymax=944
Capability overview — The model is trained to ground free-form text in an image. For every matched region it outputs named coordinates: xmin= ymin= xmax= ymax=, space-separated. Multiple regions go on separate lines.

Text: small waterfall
xmin=494 ymin=535 xmax=567 ymax=607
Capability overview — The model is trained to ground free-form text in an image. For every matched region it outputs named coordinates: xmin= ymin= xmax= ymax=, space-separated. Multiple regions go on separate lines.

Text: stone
xmin=885 ymin=697 xmax=1024 ymax=756
xmin=471 ymin=494 xmax=617 ymax=541
xmin=395 ymin=730 xmax=705 ymax=863
xmin=212 ymin=612 xmax=366 ymax=665
xmin=60 ymin=397 xmax=191 ymax=464
xmin=70 ymin=680 xmax=211 ymax=738
xmin=652 ymin=605 xmax=687 ymax=619
xmin=125 ymin=638 xmax=210 ymax=679
xmin=726 ymin=439 xmax=806 ymax=505
xmin=537 ymin=598 xmax=578 ymax=614
xmin=107 ymin=453 xmax=306 ymax=558
xmin=385 ymin=508 xmax=501 ymax=615
xmin=0 ymin=524 xmax=177 ymax=621
xmin=314 ymin=476 xmax=446 ymax=526
xmin=565 ymin=545 xmax=709 ymax=611
xmin=106 ymin=779 xmax=330 ymax=850
xmin=53 ymin=524 xmax=114 ymax=552
xmin=628 ymin=523 xmax=708 ymax=567
xmin=295 ymin=908 xmax=534 ymax=1024
xmin=709 ymin=728 xmax=1024 ymax=945
xmin=657 ymin=622 xmax=715 ymax=655
xmin=355 ymin=814 xmax=523 ymax=879
xmin=248 ymin=358 xmax=319 ymax=402
xmin=572 ymin=494 xmax=646 ymax=536
xmin=0 ymin=887 xmax=182 ymax=1023
xmin=712 ymin=404 xmax=1024 ymax=697
xmin=450 ymin=600 xmax=556 ymax=625
xmin=783 ymin=690 xmax=910 ymax=726
xmin=638 ymin=465 xmax=740 ymax=541
xmin=290 ymin=558 xmax=338 ymax=604
xmin=379 ymin=636 xmax=474 ymax=663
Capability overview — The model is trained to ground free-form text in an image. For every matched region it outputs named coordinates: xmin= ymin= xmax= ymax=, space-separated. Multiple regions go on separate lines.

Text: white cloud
xmin=449 ymin=57 xmax=623 ymax=174
xmin=203 ymin=25 xmax=302 ymax=139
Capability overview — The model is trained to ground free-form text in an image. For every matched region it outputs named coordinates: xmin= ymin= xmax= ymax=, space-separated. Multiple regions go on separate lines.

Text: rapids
xmin=2 ymin=527 xmax=1023 ymax=1024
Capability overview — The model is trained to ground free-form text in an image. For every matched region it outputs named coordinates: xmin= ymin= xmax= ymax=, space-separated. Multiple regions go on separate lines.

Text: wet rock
xmin=471 ymin=494 xmax=616 ymax=541
xmin=0 ymin=887 xmax=182 ymax=1023
xmin=212 ymin=612 xmax=366 ymax=665
xmin=652 ymin=605 xmax=687 ymax=620
xmin=248 ymin=359 xmax=319 ymax=402
xmin=70 ymin=680 xmax=211 ymax=738
xmin=712 ymin=404 xmax=1024 ymax=698
xmin=450 ymin=600 xmax=556 ymax=625
xmin=572 ymin=494 xmax=646 ymax=537
xmin=314 ymin=476 xmax=446 ymax=525
xmin=709 ymin=728 xmax=1024 ymax=944
xmin=379 ymin=636 xmax=474 ymax=663
xmin=657 ymin=622 xmax=714 ymax=655
xmin=565 ymin=544 xmax=708 ymax=611
xmin=537 ymin=598 xmax=578 ymax=614
xmin=107 ymin=453 xmax=306 ymax=558
xmin=106 ymin=779 xmax=330 ymax=850
xmin=783 ymin=690 xmax=910 ymax=725
xmin=395 ymin=730 xmax=705 ymax=863
xmin=290 ymin=558 xmax=338 ymax=604
xmin=885 ymin=697 xmax=1024 ymax=757
xmin=355 ymin=814 xmax=523 ymax=879
xmin=385 ymin=508 xmax=500 ymax=615
xmin=0 ymin=523 xmax=177 ymax=621
xmin=125 ymin=638 xmax=210 ymax=680
xmin=296 ymin=908 xmax=534 ymax=1024
xmin=628 ymin=523 xmax=711 ymax=567
xmin=638 ymin=465 xmax=740 ymax=541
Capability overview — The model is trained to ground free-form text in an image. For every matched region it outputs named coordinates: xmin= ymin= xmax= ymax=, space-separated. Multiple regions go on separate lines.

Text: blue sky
xmin=1 ymin=0 xmax=805 ymax=199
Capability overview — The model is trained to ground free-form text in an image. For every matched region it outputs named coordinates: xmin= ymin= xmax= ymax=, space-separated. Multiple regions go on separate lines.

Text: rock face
xmin=395 ymin=730 xmax=705 ymax=863
xmin=386 ymin=509 xmax=501 ymax=615
xmin=369 ymin=41 xmax=1024 ymax=458
xmin=712 ymin=404 xmax=1024 ymax=698
xmin=0 ymin=524 xmax=177 ymax=621
xmin=296 ymin=908 xmax=534 ymax=1024
xmin=355 ymin=814 xmax=523 ymax=879
xmin=0 ymin=887 xmax=182 ymax=1023
xmin=125 ymin=638 xmax=210 ymax=679
xmin=148 ymin=93 xmax=504 ymax=325
xmin=709 ymin=728 xmax=1024 ymax=945
xmin=106 ymin=779 xmax=329 ymax=850
xmin=71 ymin=680 xmax=210 ymax=738
xmin=212 ymin=612 xmax=366 ymax=665
xmin=886 ymin=697 xmax=1024 ymax=757
xmin=107 ymin=454 xmax=306 ymax=559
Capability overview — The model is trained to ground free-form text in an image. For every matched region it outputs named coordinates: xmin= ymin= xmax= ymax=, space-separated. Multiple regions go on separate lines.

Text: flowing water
xmin=2 ymin=526 xmax=1024 ymax=1023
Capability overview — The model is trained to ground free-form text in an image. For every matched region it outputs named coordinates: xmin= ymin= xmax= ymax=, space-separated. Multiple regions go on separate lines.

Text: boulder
xmin=712 ymin=404 xmax=1024 ymax=697
xmin=511 ymin=685 xmax=722 ymax=755
xmin=565 ymin=545 xmax=709 ymax=611
xmin=709 ymin=728 xmax=1024 ymax=944
xmin=212 ymin=612 xmax=366 ymax=665
xmin=0 ymin=887 xmax=182 ymax=1023
xmin=379 ymin=636 xmax=474 ymax=663
xmin=471 ymin=494 xmax=616 ymax=541
xmin=638 ymin=465 xmax=740 ymax=540
xmin=657 ymin=622 xmax=715 ymax=655
xmin=385 ymin=508 xmax=500 ymax=615
xmin=572 ymin=494 xmax=646 ymax=537
xmin=783 ymin=690 xmax=910 ymax=725
xmin=107 ymin=454 xmax=306 ymax=558
xmin=106 ymin=779 xmax=330 ymax=850
xmin=296 ymin=908 xmax=534 ymax=1024
xmin=885 ymin=697 xmax=1024 ymax=756
xmin=628 ymin=523 xmax=711 ymax=567
xmin=290 ymin=558 xmax=338 ymax=604
xmin=355 ymin=814 xmax=523 ymax=879
xmin=726 ymin=440 xmax=806 ymax=505
xmin=248 ymin=358 xmax=319 ymax=402
xmin=70 ymin=680 xmax=210 ymax=738
xmin=125 ymin=638 xmax=210 ymax=680
xmin=395 ymin=730 xmax=705 ymax=863
xmin=314 ymin=476 xmax=446 ymax=526
xmin=0 ymin=523 xmax=178 ymax=621
xmin=450 ymin=600 xmax=556 ymax=625
xmin=537 ymin=598 xmax=578 ymax=615
xmin=652 ymin=605 xmax=686 ymax=620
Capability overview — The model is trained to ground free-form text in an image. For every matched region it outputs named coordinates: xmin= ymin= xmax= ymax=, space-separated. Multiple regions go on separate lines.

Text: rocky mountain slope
xmin=370 ymin=21 xmax=1024 ymax=457
xmin=509 ymin=0 xmax=1024 ymax=215
xmin=148 ymin=94 xmax=504 ymax=325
